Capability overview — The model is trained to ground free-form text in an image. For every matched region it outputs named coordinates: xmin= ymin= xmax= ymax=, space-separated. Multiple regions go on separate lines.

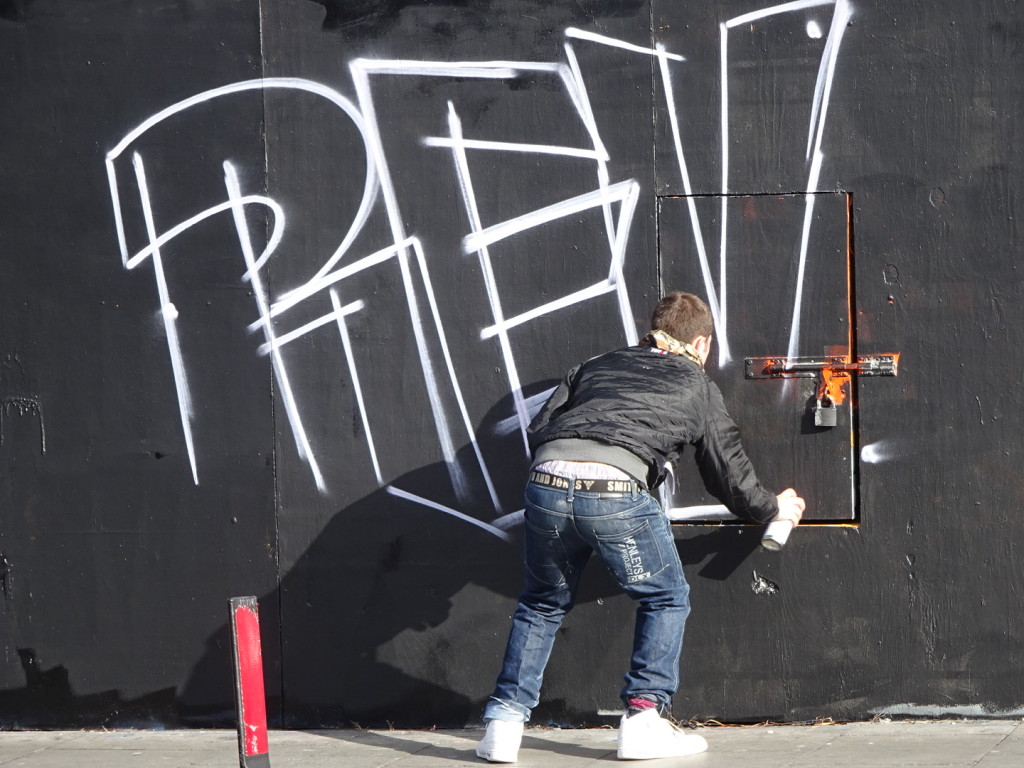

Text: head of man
xmin=650 ymin=292 xmax=714 ymax=364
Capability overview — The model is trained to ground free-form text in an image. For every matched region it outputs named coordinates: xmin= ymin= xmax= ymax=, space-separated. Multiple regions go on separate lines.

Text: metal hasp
xmin=744 ymin=354 xmax=900 ymax=428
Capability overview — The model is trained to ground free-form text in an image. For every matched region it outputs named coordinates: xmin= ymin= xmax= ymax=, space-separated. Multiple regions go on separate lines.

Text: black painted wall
xmin=0 ymin=0 xmax=1021 ymax=728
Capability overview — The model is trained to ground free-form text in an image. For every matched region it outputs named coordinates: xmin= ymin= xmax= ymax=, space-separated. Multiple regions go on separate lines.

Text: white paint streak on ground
xmin=871 ymin=704 xmax=1024 ymax=718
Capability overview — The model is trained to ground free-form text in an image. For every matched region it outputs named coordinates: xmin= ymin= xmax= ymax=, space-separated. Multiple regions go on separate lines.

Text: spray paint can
xmin=761 ymin=519 xmax=794 ymax=551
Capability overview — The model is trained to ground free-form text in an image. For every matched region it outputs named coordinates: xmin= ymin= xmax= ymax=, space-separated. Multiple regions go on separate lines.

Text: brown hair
xmin=650 ymin=292 xmax=713 ymax=342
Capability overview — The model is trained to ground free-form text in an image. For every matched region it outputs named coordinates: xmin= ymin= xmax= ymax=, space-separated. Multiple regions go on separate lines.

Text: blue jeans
xmin=484 ymin=481 xmax=690 ymax=722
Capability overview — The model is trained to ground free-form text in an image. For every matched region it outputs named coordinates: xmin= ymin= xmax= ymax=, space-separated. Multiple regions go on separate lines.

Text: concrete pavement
xmin=0 ymin=720 xmax=1022 ymax=767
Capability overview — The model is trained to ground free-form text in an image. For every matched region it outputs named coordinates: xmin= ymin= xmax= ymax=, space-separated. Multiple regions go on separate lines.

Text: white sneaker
xmin=617 ymin=708 xmax=708 ymax=760
xmin=476 ymin=719 xmax=524 ymax=763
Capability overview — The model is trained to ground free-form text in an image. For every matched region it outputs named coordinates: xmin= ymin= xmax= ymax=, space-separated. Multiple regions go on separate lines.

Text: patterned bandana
xmin=647 ymin=329 xmax=705 ymax=368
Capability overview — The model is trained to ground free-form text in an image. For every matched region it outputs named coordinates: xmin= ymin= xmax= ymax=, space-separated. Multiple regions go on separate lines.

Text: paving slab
xmin=798 ymin=721 xmax=1019 ymax=766
xmin=0 ymin=721 xmax=1020 ymax=767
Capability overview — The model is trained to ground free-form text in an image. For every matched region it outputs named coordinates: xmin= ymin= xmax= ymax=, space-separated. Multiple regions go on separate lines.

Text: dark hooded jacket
xmin=527 ymin=344 xmax=778 ymax=524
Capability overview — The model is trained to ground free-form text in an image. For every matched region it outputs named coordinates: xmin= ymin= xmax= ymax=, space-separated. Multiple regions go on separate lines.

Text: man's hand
xmin=775 ymin=488 xmax=806 ymax=526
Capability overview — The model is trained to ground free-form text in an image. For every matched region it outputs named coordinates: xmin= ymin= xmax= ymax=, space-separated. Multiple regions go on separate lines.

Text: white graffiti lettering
xmin=106 ymin=6 xmax=852 ymax=538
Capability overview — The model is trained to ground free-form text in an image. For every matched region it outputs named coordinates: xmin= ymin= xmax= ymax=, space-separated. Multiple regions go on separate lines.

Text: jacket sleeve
xmin=693 ymin=380 xmax=779 ymax=524
xmin=526 ymin=364 xmax=581 ymax=451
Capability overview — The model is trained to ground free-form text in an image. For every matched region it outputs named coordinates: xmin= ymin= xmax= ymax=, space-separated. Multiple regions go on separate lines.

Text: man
xmin=476 ymin=292 xmax=806 ymax=762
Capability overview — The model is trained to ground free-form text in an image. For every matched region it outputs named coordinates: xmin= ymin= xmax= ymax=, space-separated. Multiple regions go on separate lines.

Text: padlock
xmin=813 ymin=396 xmax=837 ymax=427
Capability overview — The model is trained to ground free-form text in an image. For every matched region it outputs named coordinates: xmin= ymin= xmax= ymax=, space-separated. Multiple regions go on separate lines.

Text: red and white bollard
xmin=229 ymin=596 xmax=271 ymax=768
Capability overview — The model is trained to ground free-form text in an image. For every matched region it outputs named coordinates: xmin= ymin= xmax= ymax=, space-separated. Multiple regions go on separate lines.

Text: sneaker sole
xmin=475 ymin=747 xmax=519 ymax=763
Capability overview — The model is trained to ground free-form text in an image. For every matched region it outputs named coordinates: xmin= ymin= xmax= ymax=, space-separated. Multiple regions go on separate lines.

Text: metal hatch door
xmin=658 ymin=192 xmax=856 ymax=522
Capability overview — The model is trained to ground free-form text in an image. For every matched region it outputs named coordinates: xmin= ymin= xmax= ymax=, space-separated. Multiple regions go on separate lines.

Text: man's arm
xmin=692 ymin=381 xmax=780 ymax=524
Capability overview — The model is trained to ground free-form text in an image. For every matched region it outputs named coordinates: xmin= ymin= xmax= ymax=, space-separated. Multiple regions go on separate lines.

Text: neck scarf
xmin=647 ymin=329 xmax=705 ymax=368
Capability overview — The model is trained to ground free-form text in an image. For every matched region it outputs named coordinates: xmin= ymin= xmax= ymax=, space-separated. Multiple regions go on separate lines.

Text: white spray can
xmin=761 ymin=519 xmax=795 ymax=551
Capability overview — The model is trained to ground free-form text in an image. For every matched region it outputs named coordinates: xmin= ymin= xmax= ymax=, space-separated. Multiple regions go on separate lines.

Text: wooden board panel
xmin=659 ymin=193 xmax=855 ymax=521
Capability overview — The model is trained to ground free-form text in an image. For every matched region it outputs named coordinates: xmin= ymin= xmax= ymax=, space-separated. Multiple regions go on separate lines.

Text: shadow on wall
xmin=310 ymin=0 xmax=492 ymax=34
xmin=179 ymin=388 xmax=543 ymax=729
xmin=308 ymin=0 xmax=648 ymax=35
xmin=175 ymin=383 xmax=772 ymax=730
xmin=0 ymin=392 xmax=769 ymax=730
xmin=0 ymin=649 xmax=177 ymax=728
xmin=0 ymin=0 xmax=31 ymax=24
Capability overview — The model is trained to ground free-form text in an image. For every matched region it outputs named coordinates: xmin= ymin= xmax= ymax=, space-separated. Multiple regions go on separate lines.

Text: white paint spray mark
xmin=788 ymin=0 xmax=851 ymax=362
xmin=656 ymin=47 xmax=731 ymax=365
xmin=327 ymin=291 xmax=382 ymax=485
xmin=725 ymin=0 xmax=835 ymax=29
xmin=561 ymin=42 xmax=620 ymax=301
xmin=492 ymin=388 xmax=556 ymax=436
xmin=257 ymin=299 xmax=364 ymax=357
xmin=807 ymin=20 xmax=824 ymax=38
xmin=861 ymin=440 xmax=896 ymax=464
xmin=107 ymin=16 xmax=859 ymax=535
xmin=786 ymin=148 xmax=825 ymax=365
xmin=224 ymin=162 xmax=326 ymax=491
xmin=121 ymin=194 xmax=286 ymax=273
xmin=558 ymin=38 xmax=641 ymax=341
xmin=261 ymin=239 xmax=415 ymax=325
xmin=422 ymin=136 xmax=608 ymax=162
xmin=481 ymin=284 xmax=619 ymax=341
xmin=407 ymin=235 xmax=503 ymax=514
xmin=444 ymin=72 xmax=641 ymax=452
xmin=107 ymin=78 xmax=373 ymax=268
xmin=565 ymin=27 xmax=685 ymax=62
xmin=351 ymin=60 xmax=472 ymax=502
xmin=130 ymin=153 xmax=198 ymax=485
xmin=445 ymin=102 xmax=531 ymax=457
xmin=463 ymin=180 xmax=637 ymax=253
xmin=491 ymin=510 xmax=525 ymax=530
xmin=387 ymin=486 xmax=510 ymax=541
xmin=353 ymin=58 xmax=564 ymax=79
xmin=718 ymin=25 xmax=730 ymax=359
xmin=667 ymin=505 xmax=736 ymax=522
xmin=107 ymin=78 xmax=372 ymax=491
xmin=805 ymin=0 xmax=853 ymax=162
xmin=566 ymin=27 xmax=711 ymax=357
xmin=717 ymin=1 xmax=852 ymax=372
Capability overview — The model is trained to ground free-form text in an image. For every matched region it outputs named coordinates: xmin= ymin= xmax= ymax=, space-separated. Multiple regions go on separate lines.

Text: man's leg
xmin=619 ymin=516 xmax=689 ymax=711
xmin=576 ymin=491 xmax=689 ymax=707
xmin=485 ymin=485 xmax=590 ymax=722
xmin=577 ymin=491 xmax=706 ymax=759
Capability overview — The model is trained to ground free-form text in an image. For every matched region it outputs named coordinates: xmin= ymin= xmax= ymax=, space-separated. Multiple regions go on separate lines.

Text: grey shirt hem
xmin=532 ymin=439 xmax=649 ymax=488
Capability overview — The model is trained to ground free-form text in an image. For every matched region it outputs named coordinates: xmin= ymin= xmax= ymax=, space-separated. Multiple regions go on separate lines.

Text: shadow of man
xmin=178 ymin=386 xmax=768 ymax=729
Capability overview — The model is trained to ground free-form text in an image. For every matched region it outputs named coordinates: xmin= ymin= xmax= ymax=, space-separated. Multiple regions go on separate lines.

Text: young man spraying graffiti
xmin=476 ymin=292 xmax=805 ymax=762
